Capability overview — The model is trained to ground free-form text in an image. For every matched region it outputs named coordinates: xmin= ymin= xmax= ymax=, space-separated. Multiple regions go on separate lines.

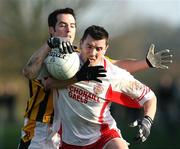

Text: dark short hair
xmin=81 ymin=25 xmax=109 ymax=45
xmin=48 ymin=8 xmax=76 ymax=29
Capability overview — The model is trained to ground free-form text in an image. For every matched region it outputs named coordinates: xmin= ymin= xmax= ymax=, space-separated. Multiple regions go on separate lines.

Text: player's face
xmin=80 ymin=35 xmax=108 ymax=66
xmin=50 ymin=14 xmax=76 ymax=43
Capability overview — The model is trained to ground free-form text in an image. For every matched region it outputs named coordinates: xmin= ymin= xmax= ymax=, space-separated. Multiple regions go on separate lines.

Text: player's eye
xmin=59 ymin=23 xmax=66 ymax=27
xmin=70 ymin=24 xmax=76 ymax=28
xmin=96 ymin=47 xmax=103 ymax=52
xmin=87 ymin=45 xmax=92 ymax=49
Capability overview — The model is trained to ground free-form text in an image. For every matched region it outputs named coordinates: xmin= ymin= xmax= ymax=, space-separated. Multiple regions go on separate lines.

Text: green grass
xmin=0 ymin=122 xmax=21 ymax=149
xmin=117 ymin=122 xmax=180 ymax=149
xmin=0 ymin=120 xmax=180 ymax=149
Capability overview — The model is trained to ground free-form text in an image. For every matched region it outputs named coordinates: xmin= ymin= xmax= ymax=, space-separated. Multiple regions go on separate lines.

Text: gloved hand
xmin=47 ymin=37 xmax=75 ymax=54
xmin=130 ymin=115 xmax=153 ymax=143
xmin=146 ymin=44 xmax=173 ymax=69
xmin=76 ymin=60 xmax=107 ymax=83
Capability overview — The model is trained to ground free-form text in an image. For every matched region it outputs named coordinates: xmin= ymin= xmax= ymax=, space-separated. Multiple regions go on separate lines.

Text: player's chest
xmin=71 ymin=81 xmax=111 ymax=100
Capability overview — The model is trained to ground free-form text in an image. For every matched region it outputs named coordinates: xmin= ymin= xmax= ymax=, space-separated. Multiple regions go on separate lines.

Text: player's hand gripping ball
xmin=45 ymin=47 xmax=80 ymax=80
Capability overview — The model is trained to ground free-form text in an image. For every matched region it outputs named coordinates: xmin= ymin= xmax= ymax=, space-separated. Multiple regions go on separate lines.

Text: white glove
xmin=146 ymin=44 xmax=173 ymax=69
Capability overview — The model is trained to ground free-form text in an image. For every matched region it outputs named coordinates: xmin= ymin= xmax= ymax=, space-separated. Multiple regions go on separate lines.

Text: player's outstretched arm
xmin=112 ymin=59 xmax=148 ymax=73
xmin=111 ymin=44 xmax=173 ymax=73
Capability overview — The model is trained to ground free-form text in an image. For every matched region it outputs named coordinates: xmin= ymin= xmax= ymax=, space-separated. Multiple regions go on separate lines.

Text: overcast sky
xmin=21 ymin=0 xmax=180 ymax=37
xmin=74 ymin=0 xmax=180 ymax=36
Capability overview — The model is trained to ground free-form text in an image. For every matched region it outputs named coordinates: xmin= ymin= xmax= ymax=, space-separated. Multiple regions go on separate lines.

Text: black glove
xmin=130 ymin=115 xmax=153 ymax=143
xmin=76 ymin=60 xmax=106 ymax=83
xmin=47 ymin=37 xmax=75 ymax=54
xmin=47 ymin=37 xmax=59 ymax=48
xmin=61 ymin=41 xmax=75 ymax=54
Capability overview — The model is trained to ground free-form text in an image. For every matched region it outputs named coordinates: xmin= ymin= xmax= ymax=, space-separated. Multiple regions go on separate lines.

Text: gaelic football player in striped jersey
xmin=18 ymin=7 xmax=172 ymax=149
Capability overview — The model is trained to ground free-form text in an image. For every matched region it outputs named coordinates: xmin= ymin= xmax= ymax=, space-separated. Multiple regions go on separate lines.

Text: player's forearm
xmin=112 ymin=59 xmax=149 ymax=73
xmin=23 ymin=43 xmax=51 ymax=79
xmin=143 ymin=96 xmax=157 ymax=120
xmin=46 ymin=76 xmax=78 ymax=90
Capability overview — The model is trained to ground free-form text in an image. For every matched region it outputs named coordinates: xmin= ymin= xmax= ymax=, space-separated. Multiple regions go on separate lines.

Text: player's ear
xmin=105 ymin=44 xmax=109 ymax=50
xmin=102 ymin=50 xmax=106 ymax=55
xmin=49 ymin=27 xmax=55 ymax=36
xmin=79 ymin=40 xmax=83 ymax=49
xmin=103 ymin=45 xmax=108 ymax=55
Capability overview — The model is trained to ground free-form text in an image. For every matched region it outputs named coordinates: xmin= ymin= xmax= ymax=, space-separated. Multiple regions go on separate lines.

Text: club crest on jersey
xmin=93 ymin=83 xmax=104 ymax=95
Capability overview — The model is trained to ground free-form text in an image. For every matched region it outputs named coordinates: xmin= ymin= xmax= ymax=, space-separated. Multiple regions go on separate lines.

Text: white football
xmin=44 ymin=48 xmax=80 ymax=80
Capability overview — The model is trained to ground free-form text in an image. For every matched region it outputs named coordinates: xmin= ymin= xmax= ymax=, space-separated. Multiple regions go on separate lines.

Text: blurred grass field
xmin=0 ymin=80 xmax=179 ymax=149
xmin=0 ymin=74 xmax=179 ymax=149
xmin=0 ymin=122 xmax=21 ymax=149
xmin=0 ymin=119 xmax=180 ymax=149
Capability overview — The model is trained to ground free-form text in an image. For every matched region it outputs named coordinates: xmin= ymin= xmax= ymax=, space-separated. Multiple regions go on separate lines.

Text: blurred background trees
xmin=0 ymin=0 xmax=179 ymax=148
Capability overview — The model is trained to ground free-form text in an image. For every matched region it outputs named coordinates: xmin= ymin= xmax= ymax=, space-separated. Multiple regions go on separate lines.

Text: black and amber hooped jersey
xmin=24 ymin=79 xmax=54 ymax=123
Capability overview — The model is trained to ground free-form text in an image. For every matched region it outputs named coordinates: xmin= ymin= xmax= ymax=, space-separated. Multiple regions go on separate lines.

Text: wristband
xmin=144 ymin=115 xmax=153 ymax=124
xmin=146 ymin=57 xmax=154 ymax=68
xmin=146 ymin=58 xmax=153 ymax=68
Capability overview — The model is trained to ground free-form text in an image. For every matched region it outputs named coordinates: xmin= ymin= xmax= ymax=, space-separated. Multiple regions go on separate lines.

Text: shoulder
xmin=75 ymin=47 xmax=80 ymax=53
xmin=104 ymin=57 xmax=127 ymax=72
xmin=103 ymin=57 xmax=134 ymax=82
xmin=105 ymin=55 xmax=116 ymax=63
xmin=105 ymin=55 xmax=112 ymax=61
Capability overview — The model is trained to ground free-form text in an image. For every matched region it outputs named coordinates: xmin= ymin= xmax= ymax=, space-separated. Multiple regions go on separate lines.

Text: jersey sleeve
xmin=109 ymin=65 xmax=155 ymax=107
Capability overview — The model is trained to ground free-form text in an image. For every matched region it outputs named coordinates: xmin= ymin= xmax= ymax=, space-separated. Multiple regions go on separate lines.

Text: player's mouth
xmin=67 ymin=35 xmax=72 ymax=40
xmin=88 ymin=57 xmax=97 ymax=65
xmin=88 ymin=56 xmax=96 ymax=61
xmin=66 ymin=35 xmax=74 ymax=43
